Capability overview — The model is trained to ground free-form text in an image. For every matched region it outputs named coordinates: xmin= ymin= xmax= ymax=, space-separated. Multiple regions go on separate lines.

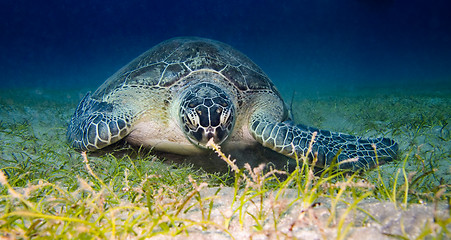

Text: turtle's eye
xmin=185 ymin=109 xmax=199 ymax=130
xmin=179 ymin=83 xmax=236 ymax=148
xmin=220 ymin=107 xmax=232 ymax=126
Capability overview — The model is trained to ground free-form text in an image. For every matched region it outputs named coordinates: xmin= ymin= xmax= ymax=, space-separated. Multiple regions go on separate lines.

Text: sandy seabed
xmin=0 ymin=87 xmax=450 ymax=239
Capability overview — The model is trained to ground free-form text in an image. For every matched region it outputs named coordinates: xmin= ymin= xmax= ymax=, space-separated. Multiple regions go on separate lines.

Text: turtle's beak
xmin=183 ymin=110 xmax=231 ymax=148
xmin=200 ymin=126 xmax=226 ymax=146
xmin=205 ymin=127 xmax=216 ymax=142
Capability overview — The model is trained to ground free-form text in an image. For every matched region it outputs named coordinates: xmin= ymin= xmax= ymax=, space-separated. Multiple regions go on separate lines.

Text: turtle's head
xmin=179 ymin=83 xmax=235 ymax=148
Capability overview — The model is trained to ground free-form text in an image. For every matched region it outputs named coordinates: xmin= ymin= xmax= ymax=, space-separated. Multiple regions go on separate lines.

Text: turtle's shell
xmin=93 ymin=37 xmax=280 ymax=100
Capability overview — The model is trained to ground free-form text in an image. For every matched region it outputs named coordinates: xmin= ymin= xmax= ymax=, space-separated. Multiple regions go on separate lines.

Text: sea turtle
xmin=67 ymin=37 xmax=398 ymax=170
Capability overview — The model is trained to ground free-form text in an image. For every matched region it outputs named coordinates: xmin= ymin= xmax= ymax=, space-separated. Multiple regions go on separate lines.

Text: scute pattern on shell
xmin=92 ymin=37 xmax=278 ymax=100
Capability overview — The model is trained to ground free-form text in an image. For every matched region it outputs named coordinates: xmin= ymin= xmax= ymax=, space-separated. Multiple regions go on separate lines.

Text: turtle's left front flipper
xmin=67 ymin=92 xmax=132 ymax=151
xmin=250 ymin=120 xmax=398 ymax=170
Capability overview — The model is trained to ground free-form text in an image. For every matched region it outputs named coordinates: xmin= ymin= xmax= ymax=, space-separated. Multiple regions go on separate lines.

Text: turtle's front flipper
xmin=67 ymin=93 xmax=131 ymax=151
xmin=250 ymin=120 xmax=398 ymax=170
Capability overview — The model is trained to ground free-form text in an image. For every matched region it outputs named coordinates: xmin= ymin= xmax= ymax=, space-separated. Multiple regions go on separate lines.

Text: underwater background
xmin=0 ymin=1 xmax=450 ymax=238
xmin=0 ymin=0 xmax=450 ymax=96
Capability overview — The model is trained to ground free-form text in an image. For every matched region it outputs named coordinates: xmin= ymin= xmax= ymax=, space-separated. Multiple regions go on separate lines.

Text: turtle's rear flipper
xmin=250 ymin=121 xmax=398 ymax=170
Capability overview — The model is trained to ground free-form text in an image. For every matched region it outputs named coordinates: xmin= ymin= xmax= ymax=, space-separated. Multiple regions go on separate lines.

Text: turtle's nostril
xmin=206 ymin=126 xmax=214 ymax=133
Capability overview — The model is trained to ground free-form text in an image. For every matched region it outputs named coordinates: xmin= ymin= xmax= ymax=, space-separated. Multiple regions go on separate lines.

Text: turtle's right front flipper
xmin=250 ymin=120 xmax=398 ymax=170
xmin=67 ymin=93 xmax=130 ymax=151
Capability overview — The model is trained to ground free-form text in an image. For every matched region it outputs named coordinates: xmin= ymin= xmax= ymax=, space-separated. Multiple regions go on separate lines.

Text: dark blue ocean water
xmin=1 ymin=0 xmax=450 ymax=95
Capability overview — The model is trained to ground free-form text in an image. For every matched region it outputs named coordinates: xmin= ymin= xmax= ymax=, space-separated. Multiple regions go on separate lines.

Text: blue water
xmin=1 ymin=0 xmax=450 ymax=94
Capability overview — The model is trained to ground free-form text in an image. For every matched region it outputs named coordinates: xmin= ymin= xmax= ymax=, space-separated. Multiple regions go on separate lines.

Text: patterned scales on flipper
xmin=67 ymin=93 xmax=131 ymax=151
xmin=250 ymin=121 xmax=398 ymax=170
